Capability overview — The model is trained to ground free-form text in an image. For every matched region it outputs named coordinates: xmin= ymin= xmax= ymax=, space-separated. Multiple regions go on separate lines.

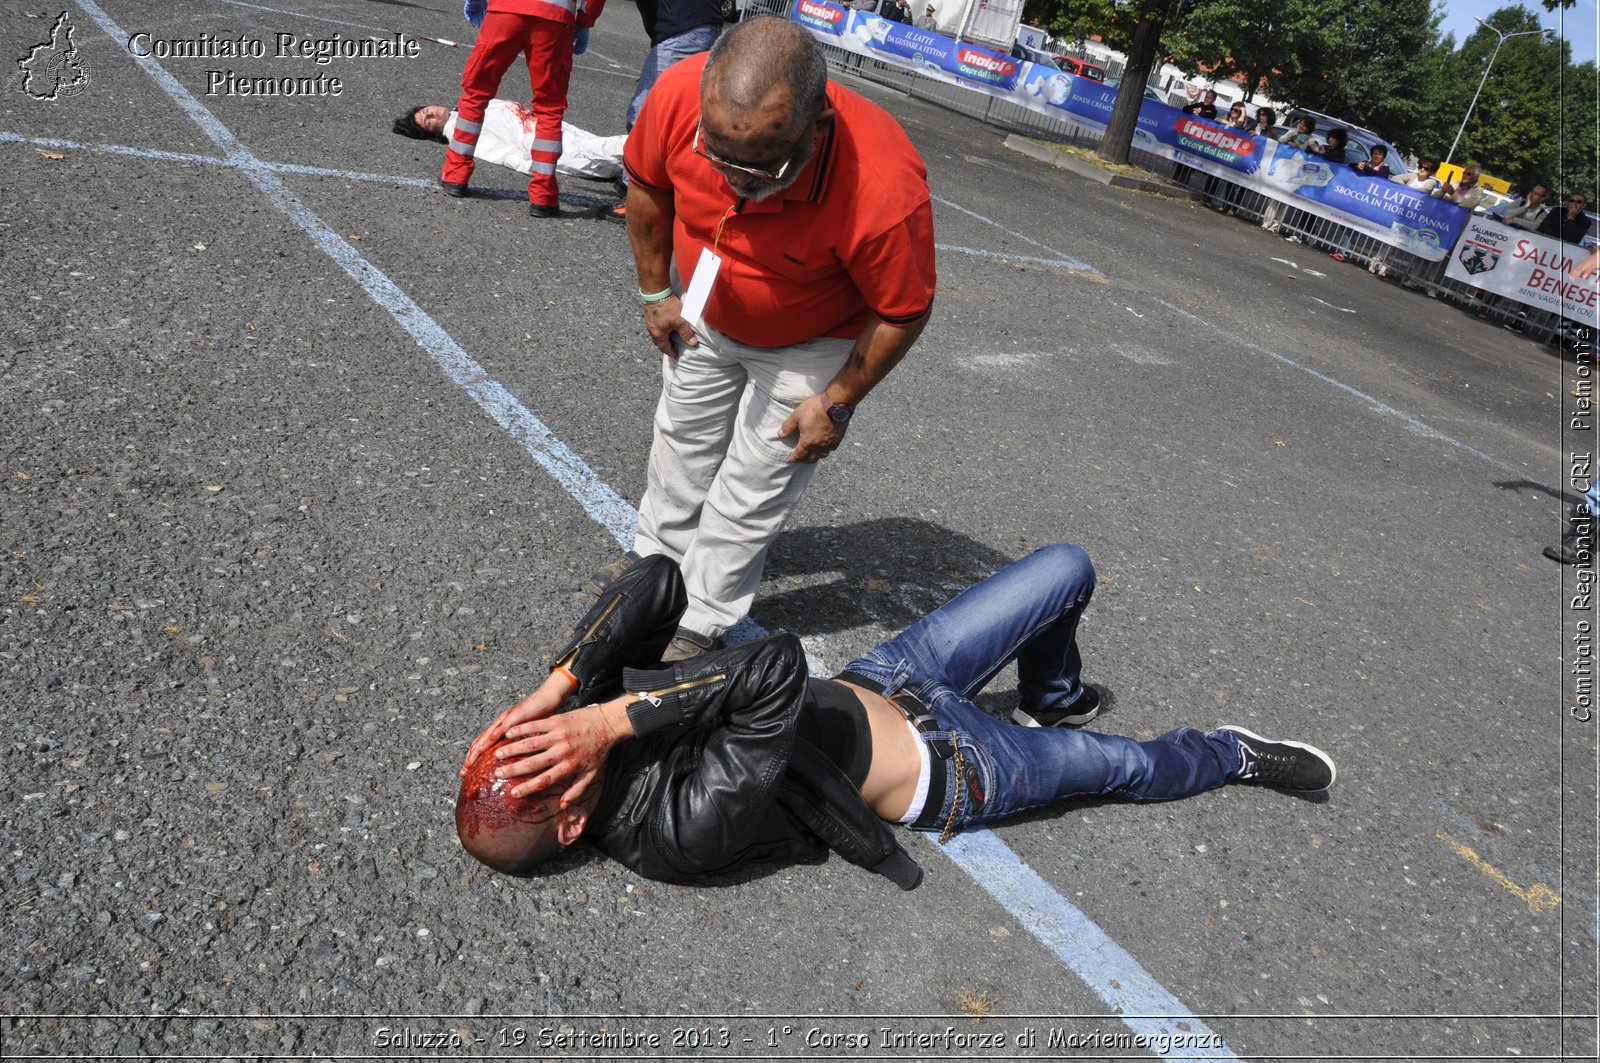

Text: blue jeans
xmin=840 ymin=544 xmax=1242 ymax=832
xmin=626 ymin=24 xmax=722 ymax=129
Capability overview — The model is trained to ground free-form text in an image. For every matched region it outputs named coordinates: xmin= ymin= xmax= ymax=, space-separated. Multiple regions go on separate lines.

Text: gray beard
xmin=725 ymin=135 xmax=817 ymax=202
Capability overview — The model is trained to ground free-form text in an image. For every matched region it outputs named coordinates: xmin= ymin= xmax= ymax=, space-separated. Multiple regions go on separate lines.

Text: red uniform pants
xmin=444 ymin=9 xmax=574 ymax=206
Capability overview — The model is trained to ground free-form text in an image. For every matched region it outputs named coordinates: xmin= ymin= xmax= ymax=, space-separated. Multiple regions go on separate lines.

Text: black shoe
xmin=528 ymin=201 xmax=559 ymax=218
xmin=584 ymin=550 xmax=642 ymax=597
xmin=1012 ymin=686 xmax=1100 ymax=728
xmin=661 ymin=628 xmax=719 ymax=662
xmin=439 ymin=178 xmax=470 ymax=198
xmin=1220 ymin=725 xmax=1335 ymax=791
xmin=604 ymin=202 xmax=627 ymax=225
xmin=1543 ymin=533 xmax=1588 ymax=565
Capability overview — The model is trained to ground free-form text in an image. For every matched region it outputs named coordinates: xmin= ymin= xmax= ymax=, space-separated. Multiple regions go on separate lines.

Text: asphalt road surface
xmin=3 ymin=1 xmax=1596 ymax=1060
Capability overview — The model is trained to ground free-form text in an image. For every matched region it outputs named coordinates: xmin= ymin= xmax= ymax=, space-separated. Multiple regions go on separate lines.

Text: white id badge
xmin=680 ymin=247 xmax=722 ymax=329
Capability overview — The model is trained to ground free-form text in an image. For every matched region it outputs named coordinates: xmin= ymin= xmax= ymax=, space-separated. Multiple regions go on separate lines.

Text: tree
xmin=1163 ymin=0 xmax=1334 ymax=103
xmin=1248 ymin=0 xmax=1445 ymax=150
xmin=1023 ymin=0 xmax=1185 ymax=163
xmin=1431 ymin=6 xmax=1569 ymax=188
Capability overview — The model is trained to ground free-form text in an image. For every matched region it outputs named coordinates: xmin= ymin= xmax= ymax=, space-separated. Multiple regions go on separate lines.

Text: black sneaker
xmin=585 ymin=550 xmax=642 ymax=597
xmin=528 ymin=200 xmax=559 ymax=219
xmin=1219 ymin=725 xmax=1335 ymax=791
xmin=439 ymin=177 xmax=470 ymax=198
xmin=1012 ymin=686 xmax=1100 ymax=728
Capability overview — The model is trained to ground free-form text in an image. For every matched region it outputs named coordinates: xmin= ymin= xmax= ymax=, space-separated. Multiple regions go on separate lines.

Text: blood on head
xmin=454 ymin=742 xmax=564 ymax=872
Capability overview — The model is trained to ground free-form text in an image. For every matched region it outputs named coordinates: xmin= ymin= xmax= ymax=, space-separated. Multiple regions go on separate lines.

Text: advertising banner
xmin=793 ymin=2 xmax=1470 ymax=260
xmin=794 ymin=0 xmax=1023 ymax=91
xmin=1444 ymin=218 xmax=1599 ymax=325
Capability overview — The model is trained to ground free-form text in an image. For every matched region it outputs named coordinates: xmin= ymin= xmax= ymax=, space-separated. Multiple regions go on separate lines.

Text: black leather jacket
xmin=550 ymin=555 xmax=922 ymax=890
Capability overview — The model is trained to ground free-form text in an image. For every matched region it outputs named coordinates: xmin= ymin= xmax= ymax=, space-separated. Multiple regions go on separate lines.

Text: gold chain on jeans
xmin=939 ymin=733 xmax=966 ymax=844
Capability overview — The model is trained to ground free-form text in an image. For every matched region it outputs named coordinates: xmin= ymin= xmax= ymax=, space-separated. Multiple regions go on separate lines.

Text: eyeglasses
xmin=692 ymin=121 xmax=797 ymax=182
xmin=1571 ymin=198 xmax=1588 ymax=205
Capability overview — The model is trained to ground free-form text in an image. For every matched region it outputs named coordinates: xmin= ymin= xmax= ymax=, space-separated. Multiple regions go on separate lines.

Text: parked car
xmin=1107 ymin=77 xmax=1161 ymax=101
xmin=1010 ymin=41 xmax=1061 ymax=70
xmin=1272 ymin=108 xmax=1402 ymax=173
xmin=1052 ymin=55 xmax=1106 ymax=81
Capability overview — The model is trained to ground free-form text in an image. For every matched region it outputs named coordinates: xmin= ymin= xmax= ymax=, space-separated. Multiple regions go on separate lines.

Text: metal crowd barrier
xmin=806 ymin=23 xmax=1577 ymax=349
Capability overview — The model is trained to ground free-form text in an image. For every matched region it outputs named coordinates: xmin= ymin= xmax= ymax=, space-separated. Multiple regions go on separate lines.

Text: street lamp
xmin=1445 ymin=18 xmax=1551 ymax=166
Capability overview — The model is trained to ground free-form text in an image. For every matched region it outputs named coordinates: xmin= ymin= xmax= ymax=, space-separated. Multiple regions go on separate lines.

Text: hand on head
xmin=460 ymin=668 xmax=576 ymax=774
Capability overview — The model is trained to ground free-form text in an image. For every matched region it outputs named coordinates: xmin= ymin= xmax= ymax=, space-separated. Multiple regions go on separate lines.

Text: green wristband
xmin=640 ymin=287 xmax=674 ymax=304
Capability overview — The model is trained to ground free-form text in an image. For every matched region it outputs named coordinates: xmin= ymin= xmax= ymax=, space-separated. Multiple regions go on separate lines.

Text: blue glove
xmin=573 ymin=25 xmax=589 ymax=54
xmin=463 ymin=0 xmax=486 ymax=28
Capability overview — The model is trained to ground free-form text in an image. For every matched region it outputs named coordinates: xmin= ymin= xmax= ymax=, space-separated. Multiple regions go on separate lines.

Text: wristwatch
xmin=826 ymin=401 xmax=854 ymax=424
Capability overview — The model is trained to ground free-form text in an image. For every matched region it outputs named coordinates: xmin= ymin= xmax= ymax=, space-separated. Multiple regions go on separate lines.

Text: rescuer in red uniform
xmin=444 ymin=0 xmax=607 ymax=216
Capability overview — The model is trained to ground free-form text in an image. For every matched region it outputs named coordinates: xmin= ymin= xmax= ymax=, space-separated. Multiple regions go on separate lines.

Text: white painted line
xmin=220 ymin=0 xmax=636 ymax=77
xmin=0 ymin=130 xmax=617 ymax=206
xmin=1302 ymin=267 xmax=1327 ymax=278
xmin=934 ymin=243 xmax=1087 ymax=269
xmin=221 ymin=0 xmax=440 ymax=37
xmin=1311 ymin=297 xmax=1355 ymax=313
xmin=1 ymin=130 xmax=426 ymax=186
xmin=931 ymin=193 xmax=1099 ymax=273
xmin=76 ymin=3 xmax=1239 ymax=1054
xmin=1155 ymin=298 xmax=1560 ymax=491
xmin=1270 ymin=257 xmax=1298 ymax=268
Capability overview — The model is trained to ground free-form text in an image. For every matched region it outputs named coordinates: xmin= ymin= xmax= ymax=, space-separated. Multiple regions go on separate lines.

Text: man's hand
xmin=460 ymin=669 xmax=576 ymax=777
xmin=1573 ymin=249 xmax=1600 ymax=281
xmin=643 ymin=296 xmax=699 ymax=356
xmin=492 ymin=696 xmax=634 ymax=804
xmin=779 ymin=392 xmax=848 ymax=463
xmin=463 ymin=0 xmax=486 ymax=27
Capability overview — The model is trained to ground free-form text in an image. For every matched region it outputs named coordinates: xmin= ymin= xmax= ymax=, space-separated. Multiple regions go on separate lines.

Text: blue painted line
xmin=71 ymin=0 xmax=637 ymax=548
xmin=77 ymin=2 xmax=1239 ymax=1054
xmin=1155 ymin=298 xmax=1560 ymax=493
xmin=944 ymin=830 xmax=1238 ymax=1058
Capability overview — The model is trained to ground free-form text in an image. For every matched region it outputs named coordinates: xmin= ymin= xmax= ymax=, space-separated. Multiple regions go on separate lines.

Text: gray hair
xmin=703 ymin=16 xmax=828 ymax=131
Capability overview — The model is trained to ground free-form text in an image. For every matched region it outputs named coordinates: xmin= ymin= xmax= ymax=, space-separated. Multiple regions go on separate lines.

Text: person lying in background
xmin=393 ymin=100 xmax=627 ymax=183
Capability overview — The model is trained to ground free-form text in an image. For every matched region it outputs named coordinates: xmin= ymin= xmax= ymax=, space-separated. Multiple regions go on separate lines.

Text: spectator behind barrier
xmin=1434 ymin=162 xmax=1486 ymax=211
xmin=1538 ymin=191 xmax=1592 ymax=244
xmin=1350 ymin=144 xmax=1390 ymax=179
xmin=1500 ymin=184 xmax=1550 ymax=231
xmin=1308 ymin=128 xmax=1347 ymax=163
xmin=1278 ymin=115 xmax=1315 ymax=148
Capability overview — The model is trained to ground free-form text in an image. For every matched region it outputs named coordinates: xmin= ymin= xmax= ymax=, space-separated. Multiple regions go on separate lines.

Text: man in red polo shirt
xmin=443 ymin=0 xmax=607 ymax=215
xmin=612 ymin=16 xmax=936 ymax=659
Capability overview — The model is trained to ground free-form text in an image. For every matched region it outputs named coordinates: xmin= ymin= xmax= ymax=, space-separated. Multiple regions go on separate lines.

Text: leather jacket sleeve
xmin=550 ymin=555 xmax=685 ymax=703
xmin=618 ymin=636 xmax=808 ymax=875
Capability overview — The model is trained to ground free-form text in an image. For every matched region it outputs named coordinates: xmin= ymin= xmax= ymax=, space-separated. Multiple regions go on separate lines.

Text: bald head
xmin=454 ymin=743 xmax=594 ymax=874
xmin=702 ymin=16 xmax=828 ymax=134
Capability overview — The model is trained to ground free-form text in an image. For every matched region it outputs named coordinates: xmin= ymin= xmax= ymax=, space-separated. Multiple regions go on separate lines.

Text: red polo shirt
xmin=624 ymin=52 xmax=936 ymax=348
